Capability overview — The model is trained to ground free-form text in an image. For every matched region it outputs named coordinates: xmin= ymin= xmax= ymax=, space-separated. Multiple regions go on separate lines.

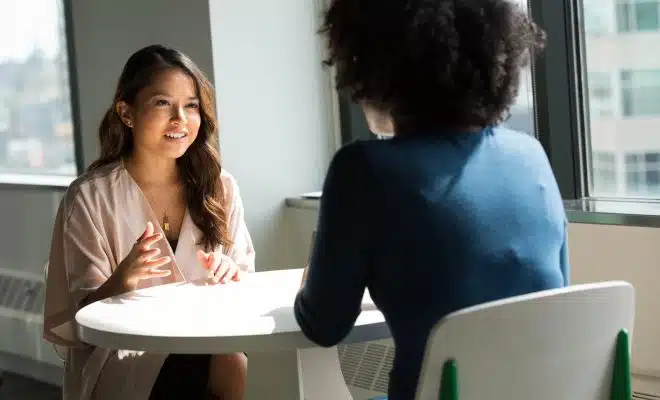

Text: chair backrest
xmin=415 ymin=281 xmax=635 ymax=400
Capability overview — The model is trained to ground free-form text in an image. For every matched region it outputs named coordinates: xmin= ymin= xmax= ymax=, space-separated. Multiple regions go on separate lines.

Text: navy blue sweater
xmin=294 ymin=127 xmax=569 ymax=399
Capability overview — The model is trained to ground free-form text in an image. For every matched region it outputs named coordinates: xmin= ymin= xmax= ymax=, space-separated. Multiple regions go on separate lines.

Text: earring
xmin=126 ymin=121 xmax=133 ymax=127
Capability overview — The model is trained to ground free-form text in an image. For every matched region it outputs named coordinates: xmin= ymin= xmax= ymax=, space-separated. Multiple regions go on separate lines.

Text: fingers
xmin=210 ymin=259 xmax=240 ymax=284
xmin=146 ymin=221 xmax=154 ymax=237
xmin=232 ymin=269 xmax=243 ymax=282
xmin=138 ymin=232 xmax=164 ymax=251
xmin=134 ymin=267 xmax=172 ymax=281
xmin=197 ymin=249 xmax=211 ymax=268
xmin=135 ymin=256 xmax=172 ymax=270
xmin=135 ymin=222 xmax=159 ymax=249
xmin=146 ymin=268 xmax=172 ymax=279
xmin=138 ymin=222 xmax=149 ymax=241
xmin=215 ymin=264 xmax=231 ymax=284
xmin=137 ymin=248 xmax=162 ymax=263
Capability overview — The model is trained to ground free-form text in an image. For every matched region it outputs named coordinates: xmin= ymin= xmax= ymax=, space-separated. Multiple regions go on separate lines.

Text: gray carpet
xmin=0 ymin=371 xmax=61 ymax=400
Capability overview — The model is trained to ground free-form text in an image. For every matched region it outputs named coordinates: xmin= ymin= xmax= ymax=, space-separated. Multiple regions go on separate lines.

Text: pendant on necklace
xmin=163 ymin=213 xmax=170 ymax=232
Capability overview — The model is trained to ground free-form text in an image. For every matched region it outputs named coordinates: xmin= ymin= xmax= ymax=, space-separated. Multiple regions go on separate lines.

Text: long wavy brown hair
xmin=88 ymin=44 xmax=230 ymax=251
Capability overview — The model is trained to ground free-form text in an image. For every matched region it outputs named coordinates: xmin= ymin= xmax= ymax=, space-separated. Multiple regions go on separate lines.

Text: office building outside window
xmin=0 ymin=0 xmax=76 ymax=181
xmin=617 ymin=0 xmax=660 ymax=32
xmin=625 ymin=152 xmax=660 ymax=195
xmin=592 ymin=152 xmax=618 ymax=194
xmin=621 ymin=70 xmax=660 ymax=117
xmin=588 ymin=72 xmax=615 ymax=118
xmin=583 ymin=0 xmax=660 ymax=197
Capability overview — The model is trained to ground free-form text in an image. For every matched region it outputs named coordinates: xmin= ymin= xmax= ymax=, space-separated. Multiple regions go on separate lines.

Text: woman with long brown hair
xmin=43 ymin=44 xmax=254 ymax=400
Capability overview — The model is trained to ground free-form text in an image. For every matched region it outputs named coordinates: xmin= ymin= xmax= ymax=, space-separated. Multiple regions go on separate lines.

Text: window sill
xmin=0 ymin=173 xmax=74 ymax=190
xmin=286 ymin=195 xmax=660 ymax=229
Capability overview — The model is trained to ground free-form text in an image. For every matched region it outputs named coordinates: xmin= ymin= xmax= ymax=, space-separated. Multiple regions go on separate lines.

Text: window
xmin=584 ymin=0 xmax=616 ymax=35
xmin=617 ymin=0 xmax=660 ymax=32
xmin=592 ymin=152 xmax=618 ymax=195
xmin=625 ymin=153 xmax=660 ymax=195
xmin=0 ymin=0 xmax=77 ymax=181
xmin=621 ymin=70 xmax=660 ymax=117
xmin=502 ymin=66 xmax=536 ymax=135
xmin=587 ymin=72 xmax=614 ymax=118
xmin=581 ymin=0 xmax=660 ymax=199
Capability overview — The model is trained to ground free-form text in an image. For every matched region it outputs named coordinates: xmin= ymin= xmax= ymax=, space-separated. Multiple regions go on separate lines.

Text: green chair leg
xmin=611 ymin=329 xmax=632 ymax=400
xmin=440 ymin=359 xmax=459 ymax=400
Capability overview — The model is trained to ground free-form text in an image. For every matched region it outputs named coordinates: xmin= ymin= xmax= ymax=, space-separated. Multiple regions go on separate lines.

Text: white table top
xmin=76 ymin=268 xmax=390 ymax=354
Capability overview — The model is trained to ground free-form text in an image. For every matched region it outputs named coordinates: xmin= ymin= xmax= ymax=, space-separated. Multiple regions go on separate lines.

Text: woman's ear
xmin=116 ymin=101 xmax=134 ymax=128
xmin=361 ymin=102 xmax=394 ymax=137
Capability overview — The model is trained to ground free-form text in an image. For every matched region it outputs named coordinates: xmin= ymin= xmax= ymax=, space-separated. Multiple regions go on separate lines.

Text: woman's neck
xmin=124 ymin=153 xmax=180 ymax=187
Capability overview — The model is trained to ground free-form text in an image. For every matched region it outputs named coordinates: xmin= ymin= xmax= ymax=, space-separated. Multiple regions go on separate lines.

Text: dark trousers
xmin=149 ymin=354 xmax=211 ymax=399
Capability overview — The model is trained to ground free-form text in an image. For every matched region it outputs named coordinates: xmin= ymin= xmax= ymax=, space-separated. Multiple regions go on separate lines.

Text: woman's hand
xmin=198 ymin=249 xmax=242 ymax=284
xmin=115 ymin=222 xmax=172 ymax=291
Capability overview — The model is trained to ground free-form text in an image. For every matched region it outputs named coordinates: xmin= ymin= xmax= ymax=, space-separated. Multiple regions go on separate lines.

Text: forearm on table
xmin=80 ymin=273 xmax=132 ymax=308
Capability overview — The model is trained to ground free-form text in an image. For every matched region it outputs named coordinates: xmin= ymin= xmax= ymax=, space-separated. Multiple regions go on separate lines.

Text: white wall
xmin=568 ymin=223 xmax=660 ymax=394
xmin=208 ymin=0 xmax=336 ymax=270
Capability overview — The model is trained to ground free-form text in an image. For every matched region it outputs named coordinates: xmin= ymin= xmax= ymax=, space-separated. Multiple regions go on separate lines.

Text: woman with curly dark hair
xmin=295 ymin=1 xmax=568 ymax=398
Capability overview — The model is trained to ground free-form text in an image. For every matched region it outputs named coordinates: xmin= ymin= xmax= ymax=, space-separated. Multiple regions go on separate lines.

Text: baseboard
xmin=0 ymin=351 xmax=63 ymax=387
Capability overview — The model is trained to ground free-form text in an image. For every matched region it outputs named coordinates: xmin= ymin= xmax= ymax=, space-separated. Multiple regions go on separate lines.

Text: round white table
xmin=76 ymin=268 xmax=390 ymax=400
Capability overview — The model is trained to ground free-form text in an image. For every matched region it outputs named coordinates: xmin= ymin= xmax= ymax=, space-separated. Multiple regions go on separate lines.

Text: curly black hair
xmin=321 ymin=0 xmax=546 ymax=134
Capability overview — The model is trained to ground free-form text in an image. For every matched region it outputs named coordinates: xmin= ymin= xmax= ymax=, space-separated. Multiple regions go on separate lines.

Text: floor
xmin=0 ymin=371 xmax=61 ymax=400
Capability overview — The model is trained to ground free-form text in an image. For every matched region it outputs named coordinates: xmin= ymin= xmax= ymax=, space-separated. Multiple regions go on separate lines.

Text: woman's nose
xmin=172 ymin=106 xmax=187 ymax=123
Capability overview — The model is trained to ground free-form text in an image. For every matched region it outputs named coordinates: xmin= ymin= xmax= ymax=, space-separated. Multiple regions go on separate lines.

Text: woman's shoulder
xmin=330 ymin=140 xmax=375 ymax=170
xmin=491 ymin=126 xmax=545 ymax=152
xmin=59 ymin=161 xmax=123 ymax=219
xmin=220 ymin=168 xmax=242 ymax=205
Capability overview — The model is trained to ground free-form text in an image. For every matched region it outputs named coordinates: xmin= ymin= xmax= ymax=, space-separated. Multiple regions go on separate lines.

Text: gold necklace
xmin=163 ymin=212 xmax=170 ymax=233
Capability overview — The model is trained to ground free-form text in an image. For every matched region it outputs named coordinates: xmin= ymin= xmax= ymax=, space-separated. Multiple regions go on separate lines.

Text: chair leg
xmin=440 ymin=360 xmax=459 ymax=400
xmin=611 ymin=329 xmax=632 ymax=400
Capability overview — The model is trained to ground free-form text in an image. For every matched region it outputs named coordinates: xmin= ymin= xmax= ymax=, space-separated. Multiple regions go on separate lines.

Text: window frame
xmin=529 ymin=0 xmax=588 ymax=200
xmin=0 ymin=0 xmax=84 ymax=189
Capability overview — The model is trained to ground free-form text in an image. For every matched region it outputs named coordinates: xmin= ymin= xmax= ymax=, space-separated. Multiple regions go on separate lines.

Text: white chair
xmin=415 ymin=281 xmax=635 ymax=400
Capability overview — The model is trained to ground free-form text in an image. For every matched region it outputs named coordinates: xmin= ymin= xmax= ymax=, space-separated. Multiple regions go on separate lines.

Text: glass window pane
xmin=588 ymin=72 xmax=614 ymax=117
xmin=501 ymin=0 xmax=536 ymax=136
xmin=0 ymin=0 xmax=76 ymax=178
xmin=620 ymin=70 xmax=660 ymax=116
xmin=635 ymin=1 xmax=660 ymax=31
xmin=584 ymin=0 xmax=615 ymax=35
xmin=617 ymin=2 xmax=633 ymax=32
xmin=584 ymin=0 xmax=660 ymax=198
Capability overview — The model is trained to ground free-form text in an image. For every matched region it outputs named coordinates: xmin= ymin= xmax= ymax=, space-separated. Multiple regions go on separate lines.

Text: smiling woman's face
xmin=118 ymin=68 xmax=201 ymax=161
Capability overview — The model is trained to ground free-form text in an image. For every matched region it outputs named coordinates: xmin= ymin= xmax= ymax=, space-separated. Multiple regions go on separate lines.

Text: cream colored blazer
xmin=43 ymin=160 xmax=255 ymax=400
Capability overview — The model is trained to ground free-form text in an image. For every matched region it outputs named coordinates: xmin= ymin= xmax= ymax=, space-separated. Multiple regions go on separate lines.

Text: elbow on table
xmin=299 ymin=323 xmax=349 ymax=348
xmin=294 ymin=304 xmax=350 ymax=348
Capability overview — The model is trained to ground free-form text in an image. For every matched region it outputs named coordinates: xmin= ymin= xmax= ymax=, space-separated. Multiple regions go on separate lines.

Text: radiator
xmin=0 ymin=268 xmax=63 ymax=380
xmin=339 ymin=340 xmax=393 ymax=399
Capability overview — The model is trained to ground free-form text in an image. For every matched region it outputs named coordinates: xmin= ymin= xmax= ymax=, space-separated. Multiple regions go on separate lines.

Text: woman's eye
xmin=155 ymin=99 xmax=169 ymax=106
xmin=186 ymin=103 xmax=199 ymax=109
